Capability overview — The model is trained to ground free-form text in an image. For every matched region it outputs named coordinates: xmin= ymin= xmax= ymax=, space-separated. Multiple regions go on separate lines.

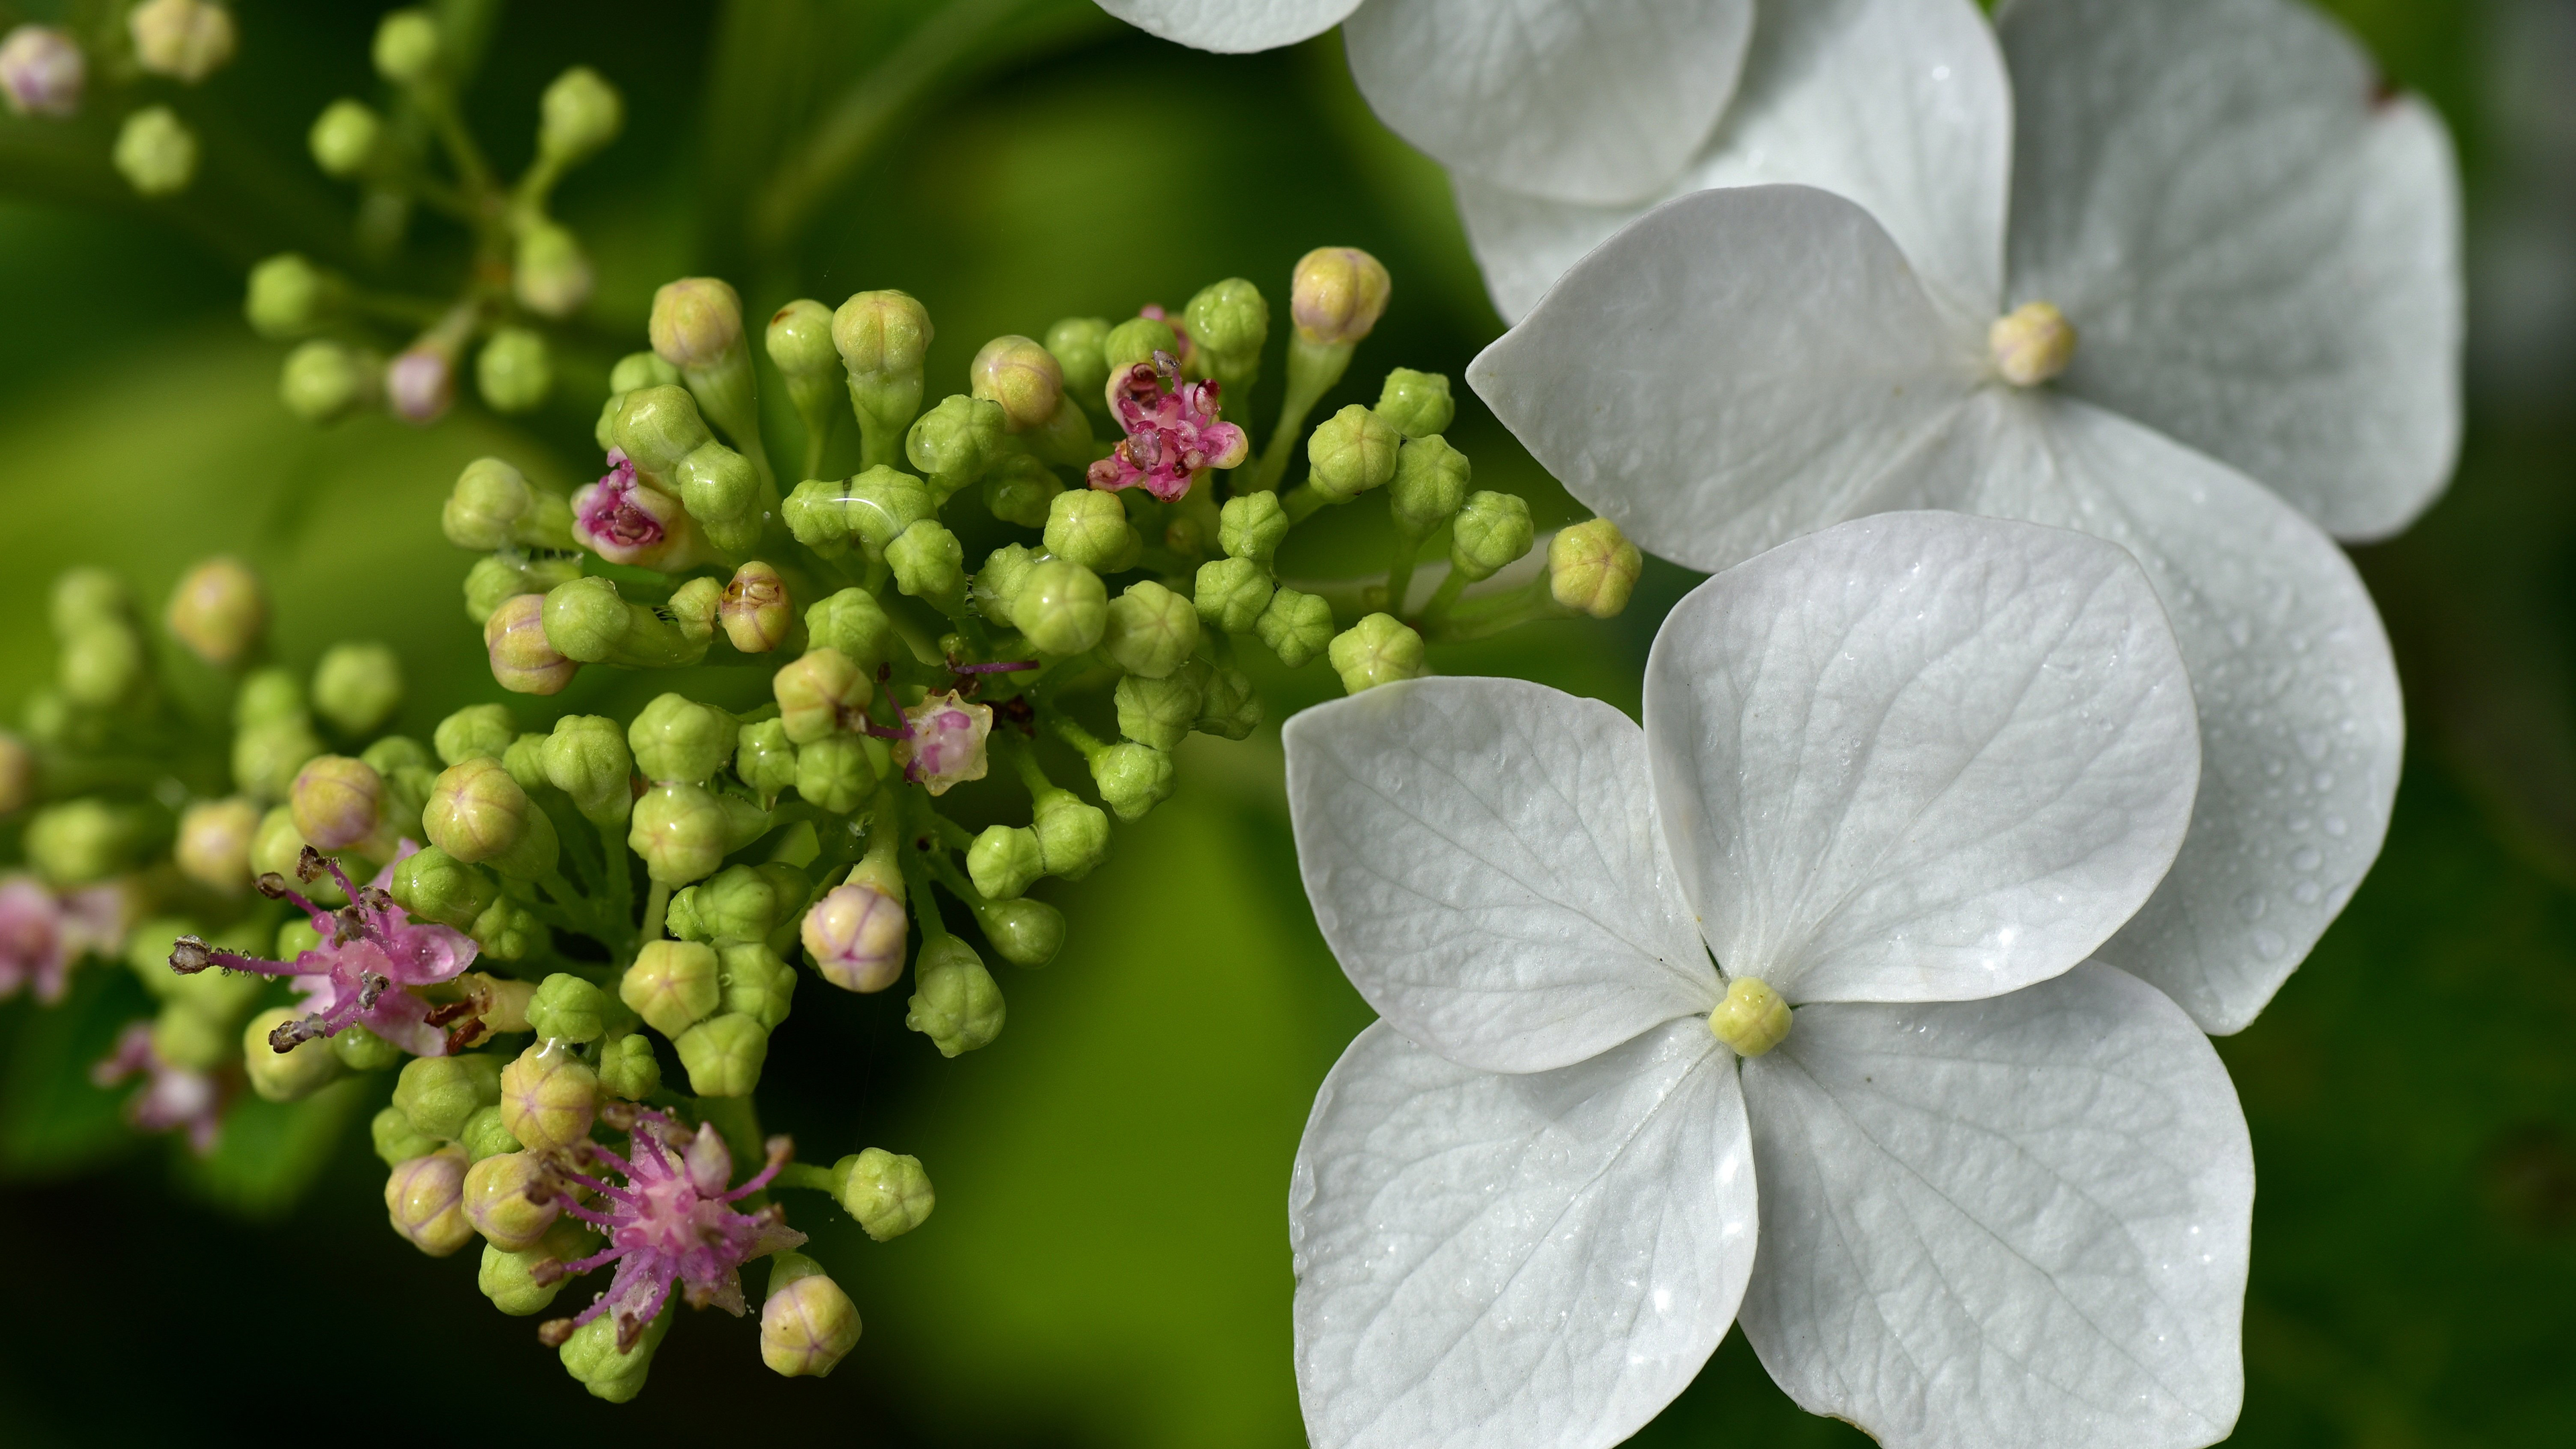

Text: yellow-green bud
xmin=481 ymin=1220 xmax=597 ymax=1316
xmin=526 ymin=973 xmax=608 ymax=1044
xmin=309 ymin=99 xmax=383 ymax=178
xmin=1045 ymin=316 xmax=1112 ymax=411
xmin=718 ymin=561 xmax=794 ymax=654
xmin=386 ymin=1147 xmax=476 ymax=1256
xmin=765 ymin=298 xmax=839 ymax=380
xmin=245 ymin=254 xmax=337 ymax=340
xmin=1307 ymin=404 xmax=1401 ymax=502
xmin=1195 ymin=556 xmax=1274 ymax=634
xmin=372 ymin=9 xmax=441 ymax=86
xmin=537 ymin=714 xmax=633 ymax=826
xmin=1329 ymin=613 xmax=1427 ymax=694
xmin=806 ymin=588 xmax=896 ymax=673
xmin=129 ymin=0 xmax=235 ymax=83
xmin=971 ymin=335 xmax=1066 ymax=433
xmin=234 ymin=717 xmax=323 ymax=804
xmin=423 ymin=756 xmax=552 ymax=874
xmin=1548 ymin=518 xmax=1644 ymax=619
xmin=1451 ymin=490 xmax=1535 ymax=582
xmin=773 ymin=649 xmax=868 ymax=745
xmin=1195 ymin=663 xmax=1261 ymax=740
xmin=279 ymin=339 xmax=376 ymax=422
xmin=906 ymin=393 xmax=1007 ymax=499
xmin=539 ymin=65 xmax=623 ymax=164
xmin=458 ymin=1102 xmax=523 ymax=1161
xmin=1376 ymin=368 xmax=1454 ymax=440
xmin=476 ymin=327 xmax=553 ymax=414
xmin=57 ymin=619 xmax=143 ymax=708
xmin=1219 ymin=491 xmax=1289 ymax=566
xmin=650 ymin=276 xmax=745 ymax=373
xmin=154 ymin=1002 xmax=235 ymax=1071
xmin=1012 ymin=559 xmax=1108 ymax=655
xmin=514 ymin=221 xmax=593 ymax=318
xmin=435 ymin=704 xmax=517 ymax=765
xmin=690 ymin=864 xmax=780 ymax=944
xmin=174 ymin=797 xmax=260 ymax=892
xmin=393 ymin=1052 xmax=502 ymax=1138
xmin=1031 ymin=789 xmax=1110 ymax=880
xmin=165 ymin=556 xmax=266 ymax=667
xmin=629 ymin=782 xmax=731 ymax=885
xmin=1388 ymin=435 xmax=1472 ymax=537
xmin=610 ymin=385 xmax=713 ymax=480
xmin=1291 ymin=246 xmax=1391 ymax=346
xmin=676 ymin=1012 xmax=768 ymax=1096
xmin=468 ymin=895 xmax=547 ymax=961
xmin=384 ymin=845 xmax=496 ymax=931
xmin=499 ymin=1039 xmax=598 ymax=1150
xmin=560 ymin=1299 xmax=672 ymax=1402
xmin=834 ymin=1147 xmax=934 ymax=1240
xmin=968 ymin=825 xmax=1043 ymax=901
xmin=1044 ymin=489 xmax=1140 ymax=574
xmin=833 ymin=289 xmax=933 ymax=377
xmin=628 ymin=694 xmax=737 ymax=785
xmin=289 ymin=755 xmax=384 ymax=852
xmin=735 ymin=718 xmax=800 ymax=804
xmin=719 ymin=941 xmax=797 ymax=1030
xmin=244 ymin=1008 xmax=345 ymax=1102
xmin=1990 ymin=300 xmax=2078 ymax=388
xmin=28 ymin=800 xmax=140 ymax=886
xmin=622 ymin=939 xmax=721 ymax=1038
xmin=311 ymin=641 xmax=403 ymax=736
xmin=794 ymin=733 xmax=877 ymax=814
xmin=1101 ymin=580 xmax=1200 ymax=680
xmin=464 ymin=1149 xmax=563 ymax=1250
xmin=1185 ymin=277 xmax=1269 ymax=373
xmin=906 ymin=937 xmax=1003 ymax=1057
xmin=1089 ymin=743 xmax=1175 ymax=822
xmin=977 ymin=896 xmax=1065 ymax=969
xmin=761 ymin=1256 xmax=863 ymax=1378
xmin=888 ymin=518 xmax=967 ymax=606
xmin=443 ymin=458 xmax=569 ymax=551
xmin=1708 ymin=976 xmax=1792 ymax=1057
xmin=1256 ymin=586 xmax=1334 ymax=667
xmin=598 ymin=1032 xmax=661 ymax=1099
xmin=974 ymin=543 xmax=1040 ymax=627
xmin=982 ymin=452 xmax=1063 ymax=527
xmin=486 ymin=593 xmax=578 ymax=696
xmin=373 ymin=1104 xmax=440 ymax=1166
xmin=1101 ymin=315 xmax=1178 ymax=379
xmin=1114 ymin=668 xmax=1205 ymax=751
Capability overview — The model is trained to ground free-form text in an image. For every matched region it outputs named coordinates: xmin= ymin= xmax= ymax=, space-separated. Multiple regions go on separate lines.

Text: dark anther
xmin=355 ymin=972 xmax=390 ymax=1010
xmin=254 ymin=872 xmax=293 ymax=900
xmin=295 ymin=846 xmax=329 ymax=883
xmin=423 ymin=998 xmax=478 ymax=1027
xmin=331 ymin=907 xmax=368 ymax=946
xmin=358 ymin=886 xmax=396 ymax=913
xmin=914 ymin=835 xmax=933 ymax=852
xmin=615 ymin=1311 xmax=648 ymax=1351
xmin=268 ymin=1015 xmax=323 ymax=1053
xmin=598 ymin=1100 xmax=641 ymax=1132
xmin=876 ymin=662 xmax=893 ymax=682
xmin=535 ymin=1318 xmax=576 ymax=1347
xmin=529 ymin=1256 xmax=568 ymax=1287
xmin=169 ymin=935 xmax=213 ymax=975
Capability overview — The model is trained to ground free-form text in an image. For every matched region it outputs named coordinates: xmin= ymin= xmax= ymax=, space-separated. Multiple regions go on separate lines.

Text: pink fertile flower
xmin=0 ymin=874 xmax=128 ymax=1004
xmin=894 ymin=690 xmax=991 ymax=796
xmin=93 ymin=1021 xmax=229 ymax=1156
xmin=572 ymin=449 xmax=701 ymax=570
xmin=170 ymin=844 xmax=478 ymax=1058
xmin=386 ymin=345 xmax=455 ymax=424
xmin=538 ymin=1108 xmax=805 ymax=1351
xmin=1086 ymin=351 xmax=1248 ymax=502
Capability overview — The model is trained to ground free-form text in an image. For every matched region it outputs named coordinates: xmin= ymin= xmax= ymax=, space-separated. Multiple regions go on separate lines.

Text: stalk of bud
xmin=834 ymin=290 xmax=933 ymax=470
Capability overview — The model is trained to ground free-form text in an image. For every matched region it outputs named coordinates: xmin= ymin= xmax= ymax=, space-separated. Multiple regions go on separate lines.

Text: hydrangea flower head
xmin=0 ymin=873 xmax=127 ymax=1004
xmin=1085 ymin=352 xmax=1248 ymax=502
xmin=170 ymin=845 xmax=478 ymax=1058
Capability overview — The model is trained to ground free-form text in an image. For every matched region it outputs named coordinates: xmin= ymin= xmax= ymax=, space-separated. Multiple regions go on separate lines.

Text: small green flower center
xmin=1989 ymin=301 xmax=2078 ymax=387
xmin=1707 ymin=976 xmax=1792 ymax=1057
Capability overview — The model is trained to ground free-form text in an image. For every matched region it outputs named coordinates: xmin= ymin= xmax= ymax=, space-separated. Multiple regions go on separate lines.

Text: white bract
xmin=1468 ymin=0 xmax=2445 ymax=1034
xmin=1093 ymin=0 xmax=1756 ymax=206
xmin=1286 ymin=512 xmax=2253 ymax=1449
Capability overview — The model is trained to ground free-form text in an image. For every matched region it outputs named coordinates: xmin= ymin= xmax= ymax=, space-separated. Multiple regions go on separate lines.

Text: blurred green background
xmin=2 ymin=1 xmax=2571 ymax=1442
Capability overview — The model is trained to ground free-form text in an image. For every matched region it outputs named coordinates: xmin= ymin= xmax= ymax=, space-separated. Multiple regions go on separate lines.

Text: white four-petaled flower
xmin=1285 ymin=513 xmax=2252 ymax=1449
xmin=1470 ymin=0 xmax=2454 ymax=1032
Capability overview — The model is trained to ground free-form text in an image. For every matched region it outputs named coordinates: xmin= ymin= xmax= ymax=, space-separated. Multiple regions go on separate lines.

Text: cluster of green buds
xmin=250 ymin=9 xmax=624 ymax=425
xmin=3 ymin=3 xmax=243 ymax=194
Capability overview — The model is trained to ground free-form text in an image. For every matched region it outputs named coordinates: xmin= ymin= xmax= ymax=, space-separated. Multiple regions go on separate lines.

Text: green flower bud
xmin=761 ymin=1256 xmax=863 ymax=1378
xmin=443 ymin=459 xmax=572 ymax=553
xmin=536 ymin=715 xmax=633 ymax=826
xmin=977 ymin=896 xmax=1065 ymax=969
xmin=1388 ymin=434 xmax=1472 ymax=538
xmin=435 ymin=704 xmax=517 ymax=765
xmin=906 ymin=937 xmax=1003 ymax=1058
xmin=1291 ymin=246 xmax=1392 ymax=346
xmin=166 ymin=555 xmax=266 ymax=667
xmin=394 ymin=1052 xmax=502 ymax=1139
xmin=525 ymin=973 xmax=608 ymax=1044
xmin=233 ymin=718 xmax=323 ymax=804
xmin=765 ymin=298 xmax=839 ymax=380
xmin=1194 ymin=663 xmax=1261 ymax=740
xmin=372 ymin=9 xmax=441 ymax=86
xmin=311 ymin=641 xmax=404 ymax=736
xmin=1031 ymin=788 xmax=1111 ymax=880
xmin=718 ymin=561 xmax=794 ymax=655
xmin=1195 ymin=556 xmax=1274 ymax=634
xmin=1450 ymin=490 xmax=1535 ymax=582
xmin=482 ymin=1220 xmax=598 ymax=1316
xmin=973 ymin=543 xmax=1040 ymax=627
xmin=629 ymin=782 xmax=731 ymax=885
xmin=675 ymin=1012 xmax=768 ymax=1096
xmin=386 ymin=1147 xmax=476 ymax=1257
xmin=979 ymin=452 xmax=1063 ymax=527
xmin=598 ymin=1032 xmax=661 ymax=1100
xmin=115 ymin=105 xmax=197 ymax=194
xmin=309 ymin=99 xmax=384 ymax=178
xmin=539 ymin=65 xmax=623 ymax=164
xmin=279 ymin=339 xmax=376 ymax=422
xmin=808 ymin=466 xmax=934 ymax=563
xmin=622 ymin=939 xmax=721 ymax=1038
xmin=1548 ymin=518 xmax=1644 ymax=619
xmin=245 ymin=254 xmax=338 ymax=340
xmin=27 ymin=800 xmax=138 ymax=885
xmin=969 ymin=335 xmax=1065 ymax=435
xmin=425 ymin=757 xmax=557 ymax=877
xmin=627 ymin=694 xmax=737 ymax=786
xmin=1256 ymin=586 xmax=1334 ymax=667
xmin=719 ymin=941 xmax=797 ymax=1030
xmin=289 ymin=755 xmax=384 ymax=853
xmin=834 ymin=289 xmax=933 ymax=376
xmin=609 ymin=385 xmax=713 ymax=480
xmin=794 ymin=733 xmax=878 ymax=814
xmin=386 ymin=845 xmax=497 ymax=932
xmin=245 ymin=1008 xmax=345 ymax=1103
xmin=1102 ymin=315 xmax=1179 ymax=379
xmin=1102 ymin=580 xmax=1200 ymax=680
xmin=559 ymin=1299 xmax=672 ymax=1402
xmin=246 ymin=806 xmax=331 ymax=900
xmin=806 ymin=588 xmax=896 ymax=673
xmin=56 ymin=621 xmax=144 ymax=709
xmin=458 ymin=1102 xmax=523 ymax=1161
xmin=153 ymin=1001 xmax=235 ymax=1071
xmin=967 ymin=825 xmax=1042 ymax=900
xmin=1330 ymin=612 xmax=1427 ymax=694
xmin=373 ymin=1104 xmax=441 ymax=1166
xmin=1307 ymin=405 xmax=1401 ymax=503
xmin=905 ymin=393 xmax=1006 ymax=498
xmin=652 ymin=274 xmax=748 ymax=385
xmin=1375 ymin=368 xmax=1455 ymax=440
xmin=1089 ymin=743 xmax=1175 ymax=822
xmin=1185 ymin=278 xmax=1269 ymax=375
xmin=513 ymin=221 xmax=593 ymax=318
xmin=1114 ymin=668 xmax=1205 ymax=751
xmin=499 ymin=730 xmax=547 ymax=794
xmin=692 ymin=864 xmax=779 ymax=944
xmin=887 ymin=518 xmax=967 ymax=607
xmin=500 ymin=1038 xmax=598 ymax=1150
xmin=1044 ymin=317 xmax=1112 ymax=412
xmin=772 ymin=649 xmax=868 ymax=745
xmin=52 ymin=567 xmax=131 ymax=635
xmin=1218 ymin=491 xmax=1289 ymax=567
xmin=608 ymin=351 xmax=681 ymax=394
xmin=735 ymin=718 xmax=800 ymax=804
xmin=475 ymin=327 xmax=553 ymax=414
xmin=464 ymin=1150 xmax=561 ymax=1251
xmin=360 ymin=733 xmax=433 ymax=775
xmin=468 ymin=894 xmax=547 ymax=962
xmin=174 ymin=796 xmax=259 ymax=892
xmin=129 ymin=0 xmax=237 ymax=82
xmin=834 ymin=1147 xmax=934 ymax=1240
xmin=482 ymin=592 xmax=575 ymax=694
xmin=538 ymin=578 xmax=704 ymax=673
xmin=1044 ymin=488 xmax=1141 ymax=574
xmin=1011 ymin=559 xmax=1108 ymax=655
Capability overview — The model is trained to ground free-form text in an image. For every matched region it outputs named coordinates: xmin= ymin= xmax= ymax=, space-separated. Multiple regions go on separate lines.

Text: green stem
xmin=1420 ymin=574 xmax=1571 ymax=644
xmin=598 ymin=818 xmax=636 ymax=951
xmin=1248 ymin=337 xmax=1355 ymax=493
xmin=1049 ymin=714 xmax=1109 ymax=762
xmin=1383 ymin=530 xmax=1426 ymax=622
xmin=641 ymin=880 xmax=672 ymax=943
xmin=773 ymin=1162 xmax=840 ymax=1195
xmin=1417 ymin=568 xmax=1472 ymax=632
xmin=1283 ymin=484 xmax=1333 ymax=526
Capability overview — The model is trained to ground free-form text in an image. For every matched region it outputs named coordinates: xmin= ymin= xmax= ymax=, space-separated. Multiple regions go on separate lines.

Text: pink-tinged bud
xmin=1087 ymin=354 xmax=1248 ymax=503
xmin=289 ymin=755 xmax=384 ymax=852
xmin=801 ymin=881 xmax=907 ymax=994
xmin=174 ymin=797 xmax=260 ymax=890
xmin=570 ymin=450 xmax=705 ymax=570
xmin=1 ymin=25 xmax=85 ymax=118
xmin=720 ymin=561 xmax=793 ymax=653
xmin=894 ymin=690 xmax=991 ymax=797
xmin=387 ymin=345 xmax=455 ymax=424
xmin=772 ymin=649 xmax=869 ymax=745
xmin=164 ymin=556 xmax=266 ymax=667
xmin=386 ymin=1147 xmax=476 ymax=1256
xmin=484 ymin=593 xmax=576 ymax=696
xmin=649 ymin=276 xmax=745 ymax=371
xmin=760 ymin=1259 xmax=862 ymax=1378
xmin=500 ymin=1038 xmax=598 ymax=1151
xmin=1291 ymin=246 xmax=1391 ymax=346
xmin=969 ymin=334 xmax=1065 ymax=433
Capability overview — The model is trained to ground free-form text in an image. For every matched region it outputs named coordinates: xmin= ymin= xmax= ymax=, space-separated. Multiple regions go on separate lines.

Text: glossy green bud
xmin=394 ymin=1052 xmax=503 ymax=1140
xmin=806 ymin=589 xmax=896 ymax=674
xmin=1218 ymin=492 xmax=1289 ymax=567
xmin=855 ymin=467 xmax=943 ymax=563
xmin=622 ymin=939 xmax=721 ymax=1039
xmin=526 ymin=973 xmax=608 ymax=1044
xmin=114 ymin=105 xmax=197 ymax=195
xmin=628 ymin=694 xmax=736 ymax=786
xmin=1101 ymin=580 xmax=1200 ymax=680
xmin=289 ymin=755 xmax=384 ymax=853
xmin=244 ymin=1008 xmax=345 ymax=1102
xmin=1195 ymin=556 xmax=1274 ymax=634
xmin=311 ymin=641 xmax=403 ymax=736
xmin=967 ymin=825 xmax=1043 ymax=900
xmin=598 ymin=1032 xmax=661 ymax=1100
xmin=1195 ymin=663 xmax=1261 ymax=740
xmin=387 ymin=845 xmax=497 ymax=932
xmin=675 ymin=1012 xmax=768 ymax=1097
xmin=435 ymin=704 xmax=517 ymax=765
xmin=1044 ymin=489 xmax=1141 ymax=574
xmin=1090 ymin=743 xmax=1176 ymax=822
xmin=246 ymin=806 xmax=327 ymax=898
xmin=981 ymin=452 xmax=1063 ymax=528
xmin=468 ymin=895 xmax=547 ymax=962
xmin=559 ymin=1299 xmax=672 ymax=1402
xmin=906 ymin=393 xmax=1006 ymax=498
xmin=462 ymin=555 xmax=578 ymax=626
xmin=499 ymin=731 xmax=547 ymax=795
xmin=536 ymin=579 xmax=689 ymax=672
xmin=609 ymin=386 xmax=714 ymax=483
xmin=1450 ymin=490 xmax=1535 ymax=582
xmin=764 ymin=298 xmax=839 ymax=379
xmin=970 ymin=335 xmax=1065 ymax=434
xmin=539 ymin=65 xmax=623 ymax=164
xmin=425 ymin=757 xmax=557 ymax=877
xmin=361 ymin=734 xmax=434 ymax=776
xmin=482 ymin=1220 xmax=597 ymax=1316
xmin=1548 ymin=518 xmax=1644 ymax=619
xmin=629 ymin=782 xmax=730 ymax=885
xmin=794 ymin=733 xmax=877 ymax=814
xmin=1011 ymin=559 xmax=1108 ymax=655
xmin=1330 ymin=613 xmax=1427 ymax=694
xmin=538 ymin=715 xmax=633 ymax=825
xmin=761 ymin=1256 xmax=862 ymax=1379
xmin=1185 ymin=278 xmax=1268 ymax=374
xmin=1307 ymin=405 xmax=1401 ymax=503
xmin=1102 ymin=315 xmax=1179 ymax=378
xmin=386 ymin=1147 xmax=476 ymax=1257
xmin=309 ymin=99 xmax=384 ymax=178
xmin=372 ymin=9 xmax=440 ymax=85
xmin=1044 ymin=317 xmax=1112 ymax=412
xmin=476 ymin=327 xmax=553 ymax=414
xmin=513 ymin=221 xmax=593 ymax=318
xmin=27 ymin=800 xmax=138 ymax=885
xmin=1114 ymin=669 xmax=1205 ymax=752
xmin=905 ymin=937 xmax=1003 ymax=1058
xmin=735 ymin=718 xmax=800 ymax=803
xmin=974 ymin=543 xmax=1040 ymax=627
xmin=1291 ymin=246 xmax=1391 ymax=346
xmin=692 ymin=865 xmax=780 ymax=944
xmin=1375 ymin=368 xmax=1454 ymax=440
xmin=1031 ymin=788 xmax=1111 ymax=881
xmin=166 ymin=555 xmax=266 ymax=667
xmin=609 ymin=351 xmax=681 ymax=394
xmin=772 ymin=649 xmax=868 ymax=745
xmin=245 ymin=254 xmax=337 ymax=340
xmin=1256 ymin=586 xmax=1334 ymax=667
xmin=835 ymin=290 xmax=933 ymax=469
xmin=888 ymin=519 xmax=967 ymax=607
xmin=977 ymin=896 xmax=1065 ymax=969
xmin=834 ymin=1147 xmax=934 ymax=1240
xmin=464 ymin=1150 xmax=561 ymax=1251
xmin=500 ymin=1038 xmax=597 ymax=1151
xmin=373 ymin=1104 xmax=440 ymax=1166
xmin=458 ymin=1103 xmax=523 ymax=1162
xmin=719 ymin=941 xmax=797 ymax=1030
xmin=1389 ymin=434 xmax=1472 ymax=538
xmin=674 ymin=442 xmax=760 ymax=546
